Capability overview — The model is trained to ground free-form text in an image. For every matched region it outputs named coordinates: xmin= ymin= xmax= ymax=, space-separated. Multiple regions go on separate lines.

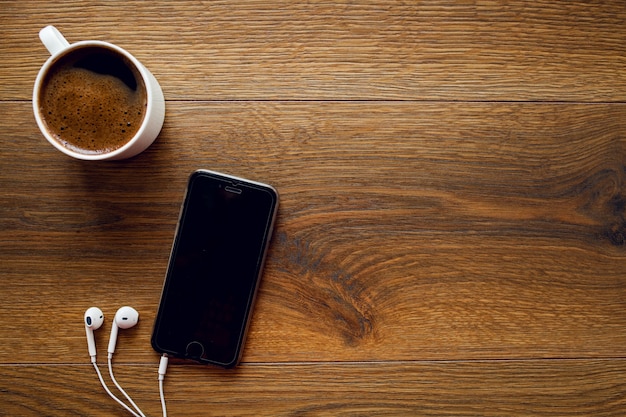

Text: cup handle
xmin=39 ymin=25 xmax=70 ymax=56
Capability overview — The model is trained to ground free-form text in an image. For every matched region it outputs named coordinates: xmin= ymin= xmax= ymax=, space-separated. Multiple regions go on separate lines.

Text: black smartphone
xmin=151 ymin=169 xmax=279 ymax=368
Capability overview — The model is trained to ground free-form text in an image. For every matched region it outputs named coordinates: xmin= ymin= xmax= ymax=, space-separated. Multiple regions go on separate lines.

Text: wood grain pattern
xmin=2 ymin=101 xmax=626 ymax=364
xmin=2 ymin=361 xmax=626 ymax=416
xmin=1 ymin=1 xmax=626 ymax=416
xmin=1 ymin=1 xmax=625 ymax=101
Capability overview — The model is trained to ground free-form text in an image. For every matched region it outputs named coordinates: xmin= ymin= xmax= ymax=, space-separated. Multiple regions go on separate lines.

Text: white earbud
xmin=85 ymin=306 xmax=145 ymax=417
xmin=108 ymin=306 xmax=139 ymax=355
xmin=84 ymin=307 xmax=104 ymax=363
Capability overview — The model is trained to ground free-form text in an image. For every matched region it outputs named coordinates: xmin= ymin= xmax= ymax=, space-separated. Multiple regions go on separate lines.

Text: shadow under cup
xmin=34 ymin=43 xmax=161 ymax=160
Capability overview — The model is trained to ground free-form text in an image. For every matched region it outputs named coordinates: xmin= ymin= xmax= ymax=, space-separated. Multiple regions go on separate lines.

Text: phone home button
xmin=186 ymin=341 xmax=205 ymax=359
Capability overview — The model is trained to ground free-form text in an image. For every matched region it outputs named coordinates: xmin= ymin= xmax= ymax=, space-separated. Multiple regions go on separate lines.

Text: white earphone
xmin=84 ymin=306 xmax=139 ymax=360
xmin=84 ymin=307 xmax=104 ymax=363
xmin=108 ymin=306 xmax=139 ymax=355
xmin=83 ymin=306 xmax=145 ymax=417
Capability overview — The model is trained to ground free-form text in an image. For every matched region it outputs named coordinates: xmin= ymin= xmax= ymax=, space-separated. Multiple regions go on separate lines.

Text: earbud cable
xmin=158 ymin=354 xmax=169 ymax=417
xmin=108 ymin=353 xmax=147 ymax=417
xmin=92 ymin=360 xmax=141 ymax=417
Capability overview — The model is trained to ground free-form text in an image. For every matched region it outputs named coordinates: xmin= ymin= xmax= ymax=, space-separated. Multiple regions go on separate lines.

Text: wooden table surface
xmin=2 ymin=1 xmax=626 ymax=416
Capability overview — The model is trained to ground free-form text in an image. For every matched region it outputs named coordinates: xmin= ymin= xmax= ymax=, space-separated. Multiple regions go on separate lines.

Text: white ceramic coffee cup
xmin=33 ymin=26 xmax=165 ymax=160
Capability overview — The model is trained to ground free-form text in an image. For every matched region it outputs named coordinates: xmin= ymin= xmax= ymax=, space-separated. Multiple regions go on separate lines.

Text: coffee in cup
xmin=33 ymin=26 xmax=165 ymax=160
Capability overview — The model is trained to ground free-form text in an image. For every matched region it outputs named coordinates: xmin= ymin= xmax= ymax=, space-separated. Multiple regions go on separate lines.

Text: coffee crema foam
xmin=39 ymin=47 xmax=147 ymax=155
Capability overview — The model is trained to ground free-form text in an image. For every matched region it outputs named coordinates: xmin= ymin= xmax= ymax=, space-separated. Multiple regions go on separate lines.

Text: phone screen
xmin=151 ymin=170 xmax=278 ymax=368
